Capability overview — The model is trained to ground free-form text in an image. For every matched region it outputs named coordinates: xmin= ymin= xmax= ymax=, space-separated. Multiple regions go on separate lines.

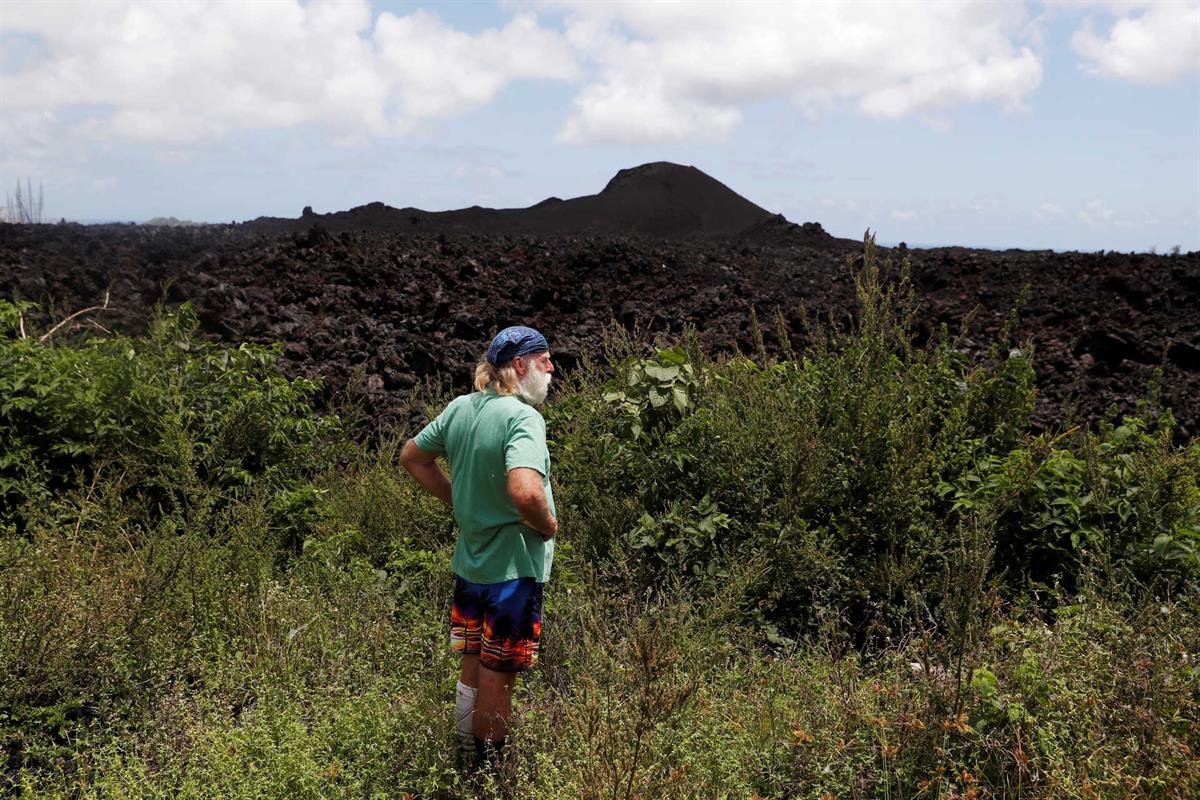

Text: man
xmin=400 ymin=325 xmax=557 ymax=772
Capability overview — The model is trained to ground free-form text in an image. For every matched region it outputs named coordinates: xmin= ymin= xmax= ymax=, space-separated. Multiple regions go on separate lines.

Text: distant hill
xmin=143 ymin=217 xmax=205 ymax=227
xmin=246 ymin=162 xmax=788 ymax=238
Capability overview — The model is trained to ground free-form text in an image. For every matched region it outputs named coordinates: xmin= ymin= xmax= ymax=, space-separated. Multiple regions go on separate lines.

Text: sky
xmin=1 ymin=0 xmax=1198 ymax=251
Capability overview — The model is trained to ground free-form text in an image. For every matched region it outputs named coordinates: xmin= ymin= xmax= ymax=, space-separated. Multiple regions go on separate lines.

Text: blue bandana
xmin=487 ymin=326 xmax=549 ymax=367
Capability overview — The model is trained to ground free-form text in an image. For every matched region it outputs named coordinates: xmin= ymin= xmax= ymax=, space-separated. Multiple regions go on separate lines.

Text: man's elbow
xmin=507 ymin=470 xmax=546 ymax=511
xmin=511 ymin=490 xmax=542 ymax=516
xmin=399 ymin=439 xmax=426 ymax=473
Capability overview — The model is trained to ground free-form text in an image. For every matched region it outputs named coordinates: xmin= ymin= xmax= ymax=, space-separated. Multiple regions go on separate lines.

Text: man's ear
xmin=512 ymin=355 xmax=528 ymax=377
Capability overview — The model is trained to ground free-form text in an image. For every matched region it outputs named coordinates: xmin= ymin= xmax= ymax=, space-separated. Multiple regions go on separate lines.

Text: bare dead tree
xmin=4 ymin=178 xmax=44 ymax=224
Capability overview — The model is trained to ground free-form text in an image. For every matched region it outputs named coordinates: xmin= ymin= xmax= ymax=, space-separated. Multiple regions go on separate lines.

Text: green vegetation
xmin=2 ymin=239 xmax=1197 ymax=798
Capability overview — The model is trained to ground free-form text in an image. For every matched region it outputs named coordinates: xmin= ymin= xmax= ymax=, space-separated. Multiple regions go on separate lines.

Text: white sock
xmin=455 ymin=681 xmax=477 ymax=753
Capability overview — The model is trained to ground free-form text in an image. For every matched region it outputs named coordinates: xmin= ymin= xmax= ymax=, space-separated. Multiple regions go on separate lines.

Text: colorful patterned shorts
xmin=450 ymin=576 xmax=543 ymax=672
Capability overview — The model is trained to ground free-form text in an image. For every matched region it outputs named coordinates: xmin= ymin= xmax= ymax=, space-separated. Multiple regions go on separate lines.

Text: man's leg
xmin=456 ymin=655 xmax=480 ymax=762
xmin=474 ymin=664 xmax=518 ymax=741
xmin=474 ymin=665 xmax=518 ymax=771
xmin=451 ymin=579 xmax=485 ymax=765
xmin=473 ymin=577 xmax=541 ymax=770
xmin=460 ymin=654 xmax=480 ymax=688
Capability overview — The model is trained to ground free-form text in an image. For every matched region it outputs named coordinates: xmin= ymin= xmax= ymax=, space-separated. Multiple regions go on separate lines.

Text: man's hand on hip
xmin=522 ymin=516 xmax=558 ymax=541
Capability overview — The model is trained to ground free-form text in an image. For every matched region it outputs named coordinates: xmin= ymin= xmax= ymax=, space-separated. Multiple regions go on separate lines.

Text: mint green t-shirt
xmin=413 ymin=390 xmax=555 ymax=584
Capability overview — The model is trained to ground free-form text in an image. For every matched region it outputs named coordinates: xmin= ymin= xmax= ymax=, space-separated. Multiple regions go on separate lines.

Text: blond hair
xmin=474 ymin=358 xmax=520 ymax=395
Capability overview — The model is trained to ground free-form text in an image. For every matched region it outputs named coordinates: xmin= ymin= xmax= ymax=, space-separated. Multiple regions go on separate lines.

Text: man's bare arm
xmin=400 ymin=439 xmax=452 ymax=506
xmin=507 ymin=468 xmax=557 ymax=540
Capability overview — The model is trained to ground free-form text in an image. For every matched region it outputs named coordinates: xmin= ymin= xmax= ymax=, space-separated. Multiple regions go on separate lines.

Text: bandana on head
xmin=487 ymin=326 xmax=549 ymax=367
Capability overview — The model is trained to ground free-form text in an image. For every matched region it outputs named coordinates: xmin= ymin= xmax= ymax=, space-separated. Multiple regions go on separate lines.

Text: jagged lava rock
xmin=2 ymin=164 xmax=1196 ymax=439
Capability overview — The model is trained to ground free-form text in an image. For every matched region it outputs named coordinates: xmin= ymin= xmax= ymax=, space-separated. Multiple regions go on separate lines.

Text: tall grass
xmin=2 ymin=239 xmax=1197 ymax=798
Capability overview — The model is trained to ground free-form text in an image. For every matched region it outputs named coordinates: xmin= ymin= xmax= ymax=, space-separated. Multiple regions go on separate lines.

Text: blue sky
xmin=1 ymin=0 xmax=1197 ymax=251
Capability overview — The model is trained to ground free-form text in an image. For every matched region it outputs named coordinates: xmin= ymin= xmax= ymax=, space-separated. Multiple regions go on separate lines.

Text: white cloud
xmin=559 ymin=81 xmax=742 ymax=144
xmin=1070 ymin=1 xmax=1200 ymax=84
xmin=892 ymin=209 xmax=919 ymax=221
xmin=1035 ymin=202 xmax=1065 ymax=220
xmin=7 ymin=0 xmax=1190 ymax=167
xmin=375 ymin=10 xmax=576 ymax=121
xmin=0 ymin=0 xmax=576 ymax=161
xmin=1073 ymin=198 xmax=1164 ymax=229
xmin=1109 ymin=208 xmax=1162 ymax=228
xmin=546 ymin=1 xmax=1044 ymax=144
xmin=1078 ymin=198 xmax=1116 ymax=226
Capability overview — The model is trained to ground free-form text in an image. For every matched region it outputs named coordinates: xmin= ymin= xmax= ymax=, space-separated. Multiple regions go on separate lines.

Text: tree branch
xmin=86 ymin=319 xmax=114 ymax=336
xmin=39 ymin=290 xmax=111 ymax=343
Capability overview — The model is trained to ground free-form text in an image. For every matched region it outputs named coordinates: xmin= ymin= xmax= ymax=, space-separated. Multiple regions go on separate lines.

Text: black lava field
xmin=2 ymin=163 xmax=1197 ymax=439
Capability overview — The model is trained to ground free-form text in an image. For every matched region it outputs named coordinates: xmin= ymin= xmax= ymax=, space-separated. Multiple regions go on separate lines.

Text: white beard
xmin=517 ymin=364 xmax=551 ymax=405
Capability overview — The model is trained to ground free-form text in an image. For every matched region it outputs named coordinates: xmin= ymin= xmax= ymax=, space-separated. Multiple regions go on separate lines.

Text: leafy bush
xmin=551 ymin=237 xmax=1197 ymax=640
xmin=601 ymin=344 xmax=702 ymax=442
xmin=0 ymin=302 xmax=343 ymax=532
xmin=553 ymin=238 xmax=1042 ymax=635
xmin=941 ymin=416 xmax=1200 ymax=593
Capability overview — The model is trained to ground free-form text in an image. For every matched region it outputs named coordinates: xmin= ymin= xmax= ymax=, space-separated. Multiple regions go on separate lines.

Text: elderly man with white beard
xmin=400 ymin=326 xmax=557 ymax=775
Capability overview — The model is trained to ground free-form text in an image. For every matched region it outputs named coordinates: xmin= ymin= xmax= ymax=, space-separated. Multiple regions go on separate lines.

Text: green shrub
xmin=552 ymin=237 xmax=1039 ymax=635
xmin=550 ymin=236 xmax=1197 ymax=640
xmin=0 ymin=302 xmax=343 ymax=533
xmin=941 ymin=416 xmax=1200 ymax=593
